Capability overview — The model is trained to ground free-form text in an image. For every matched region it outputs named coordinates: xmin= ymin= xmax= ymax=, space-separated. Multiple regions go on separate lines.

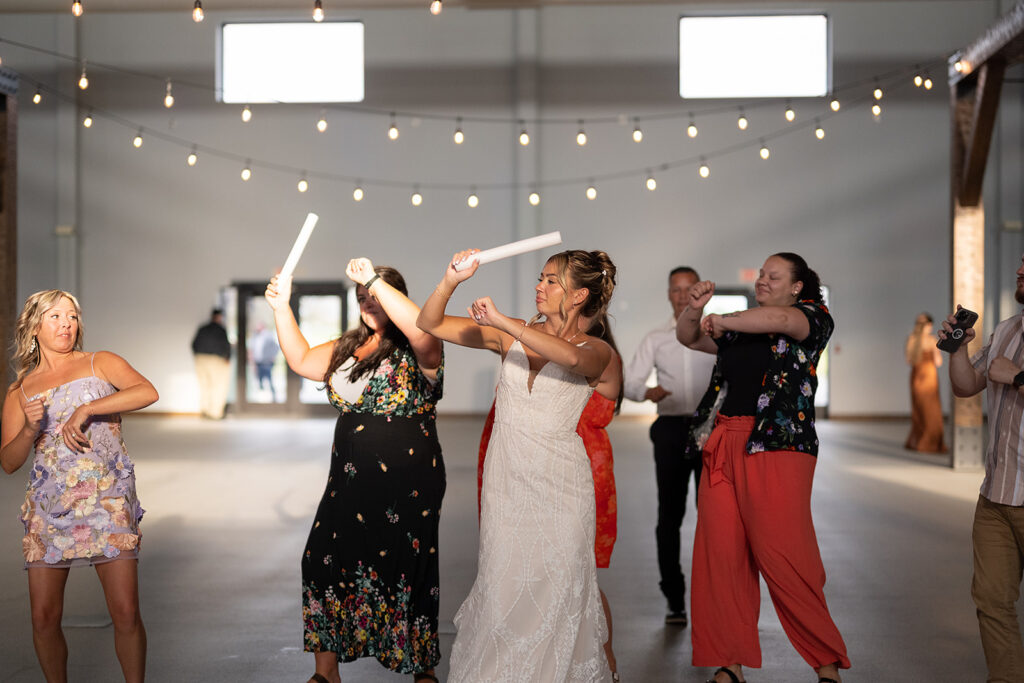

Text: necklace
xmin=565 ymin=330 xmax=582 ymax=344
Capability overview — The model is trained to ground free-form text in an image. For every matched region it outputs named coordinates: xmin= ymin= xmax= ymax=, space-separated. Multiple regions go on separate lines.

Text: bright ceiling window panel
xmin=220 ymin=22 xmax=364 ymax=103
xmin=679 ymin=15 xmax=829 ymax=99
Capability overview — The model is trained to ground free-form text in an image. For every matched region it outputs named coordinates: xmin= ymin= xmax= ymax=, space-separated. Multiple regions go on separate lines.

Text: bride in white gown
xmin=418 ymin=248 xmax=619 ymax=683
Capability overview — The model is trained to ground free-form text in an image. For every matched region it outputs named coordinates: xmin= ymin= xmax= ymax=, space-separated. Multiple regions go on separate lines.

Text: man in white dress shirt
xmin=624 ymin=266 xmax=716 ymax=626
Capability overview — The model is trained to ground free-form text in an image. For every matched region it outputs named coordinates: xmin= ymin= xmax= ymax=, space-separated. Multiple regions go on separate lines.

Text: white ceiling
xmin=0 ymin=0 xmax=940 ymax=12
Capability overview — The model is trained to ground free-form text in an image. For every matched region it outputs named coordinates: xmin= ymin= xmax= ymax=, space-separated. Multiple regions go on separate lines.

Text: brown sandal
xmin=309 ymin=674 xmax=330 ymax=683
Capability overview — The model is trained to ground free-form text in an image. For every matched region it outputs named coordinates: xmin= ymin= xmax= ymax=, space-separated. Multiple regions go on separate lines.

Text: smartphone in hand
xmin=937 ymin=308 xmax=979 ymax=352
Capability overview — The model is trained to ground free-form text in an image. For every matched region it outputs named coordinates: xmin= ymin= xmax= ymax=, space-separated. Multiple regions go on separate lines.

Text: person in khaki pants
xmin=191 ymin=308 xmax=231 ymax=419
xmin=943 ymin=253 xmax=1024 ymax=683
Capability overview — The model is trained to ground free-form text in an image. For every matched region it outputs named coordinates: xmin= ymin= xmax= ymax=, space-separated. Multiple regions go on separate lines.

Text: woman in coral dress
xmin=904 ymin=312 xmax=947 ymax=452
xmin=1 ymin=289 xmax=158 ymax=683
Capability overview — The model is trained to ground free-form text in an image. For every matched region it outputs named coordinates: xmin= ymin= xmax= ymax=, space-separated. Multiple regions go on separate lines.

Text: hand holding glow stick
xmin=453 ymin=231 xmax=562 ymax=271
xmin=279 ymin=213 xmax=319 ymax=279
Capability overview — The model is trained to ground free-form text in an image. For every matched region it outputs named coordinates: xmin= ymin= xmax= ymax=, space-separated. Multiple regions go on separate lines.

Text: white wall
xmin=5 ymin=1 xmax=1019 ymax=415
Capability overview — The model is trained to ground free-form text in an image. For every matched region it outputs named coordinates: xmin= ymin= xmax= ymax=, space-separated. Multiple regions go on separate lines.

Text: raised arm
xmin=417 ymin=250 xmax=505 ymax=353
xmin=0 ymin=388 xmax=44 ymax=474
xmin=704 ymin=305 xmax=811 ymax=341
xmin=470 ymin=296 xmax=611 ymax=380
xmin=265 ymin=274 xmax=335 ymax=381
xmin=940 ymin=306 xmax=986 ymax=397
xmin=346 ymin=258 xmax=442 ymax=372
xmin=59 ymin=351 xmax=160 ymax=453
xmin=675 ymin=280 xmax=718 ymax=354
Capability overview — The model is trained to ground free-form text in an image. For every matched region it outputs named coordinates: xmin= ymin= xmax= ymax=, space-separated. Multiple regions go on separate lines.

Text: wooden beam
xmin=0 ymin=79 xmax=17 ymax=393
xmin=949 ymin=1 xmax=1024 ymax=85
xmin=954 ymin=59 xmax=1005 ymax=208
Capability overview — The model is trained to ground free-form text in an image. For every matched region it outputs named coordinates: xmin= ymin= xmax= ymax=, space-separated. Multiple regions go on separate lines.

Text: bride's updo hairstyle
xmin=543 ymin=250 xmax=617 ymax=334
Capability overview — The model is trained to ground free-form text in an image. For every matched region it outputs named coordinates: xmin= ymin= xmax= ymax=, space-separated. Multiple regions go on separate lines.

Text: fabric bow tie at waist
xmin=703 ymin=414 xmax=755 ymax=487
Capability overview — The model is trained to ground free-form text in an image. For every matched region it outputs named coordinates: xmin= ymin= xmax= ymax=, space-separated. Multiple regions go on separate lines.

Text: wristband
xmin=1013 ymin=371 xmax=1024 ymax=389
xmin=364 ymin=274 xmax=380 ymax=290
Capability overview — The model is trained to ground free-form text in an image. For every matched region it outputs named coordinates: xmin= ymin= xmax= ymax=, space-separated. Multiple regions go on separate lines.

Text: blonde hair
xmin=11 ymin=290 xmax=84 ymax=388
xmin=532 ymin=250 xmax=617 ymax=336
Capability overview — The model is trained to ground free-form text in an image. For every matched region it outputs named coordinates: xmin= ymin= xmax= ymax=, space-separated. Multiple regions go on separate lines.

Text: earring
xmin=29 ymin=336 xmax=37 ymax=353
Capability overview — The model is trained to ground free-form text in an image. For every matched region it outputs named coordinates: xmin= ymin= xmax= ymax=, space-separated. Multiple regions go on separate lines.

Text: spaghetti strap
xmin=20 ymin=384 xmax=28 ymax=401
xmin=90 ymin=352 xmax=97 ymax=375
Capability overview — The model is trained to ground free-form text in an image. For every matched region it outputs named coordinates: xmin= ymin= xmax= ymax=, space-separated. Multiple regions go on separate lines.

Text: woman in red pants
xmin=676 ymin=252 xmax=849 ymax=683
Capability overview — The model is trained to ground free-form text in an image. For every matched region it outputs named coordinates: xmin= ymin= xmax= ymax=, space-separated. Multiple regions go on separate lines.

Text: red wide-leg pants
xmin=691 ymin=415 xmax=850 ymax=671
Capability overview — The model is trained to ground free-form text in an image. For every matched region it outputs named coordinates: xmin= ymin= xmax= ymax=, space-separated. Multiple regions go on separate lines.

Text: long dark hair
xmin=587 ymin=311 xmax=624 ymax=413
xmin=324 ymin=266 xmax=410 ymax=383
xmin=772 ymin=252 xmax=824 ymax=304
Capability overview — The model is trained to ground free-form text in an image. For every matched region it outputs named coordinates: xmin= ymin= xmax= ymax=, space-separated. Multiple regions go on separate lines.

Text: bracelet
xmin=515 ymin=321 xmax=528 ymax=341
xmin=364 ymin=274 xmax=380 ymax=289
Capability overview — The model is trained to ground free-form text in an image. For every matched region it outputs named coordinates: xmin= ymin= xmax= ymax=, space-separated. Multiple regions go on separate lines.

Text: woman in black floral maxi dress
xmin=266 ymin=258 xmax=444 ymax=683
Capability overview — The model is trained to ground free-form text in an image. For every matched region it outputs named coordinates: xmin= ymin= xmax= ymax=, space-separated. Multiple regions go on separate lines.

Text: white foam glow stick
xmin=279 ymin=213 xmax=319 ymax=279
xmin=454 ymin=231 xmax=562 ymax=271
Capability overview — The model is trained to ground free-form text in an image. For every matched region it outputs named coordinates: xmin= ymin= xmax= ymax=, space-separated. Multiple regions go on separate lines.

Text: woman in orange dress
xmin=476 ymin=312 xmax=622 ymax=676
xmin=904 ymin=312 xmax=947 ymax=452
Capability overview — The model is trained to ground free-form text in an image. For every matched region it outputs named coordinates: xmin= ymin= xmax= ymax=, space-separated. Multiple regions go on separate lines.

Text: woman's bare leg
xmin=95 ymin=559 xmax=146 ymax=683
xmin=27 ymin=567 xmax=71 ymax=683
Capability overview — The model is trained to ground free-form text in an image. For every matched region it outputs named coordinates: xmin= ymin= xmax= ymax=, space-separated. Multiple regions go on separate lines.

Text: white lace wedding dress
xmin=449 ymin=341 xmax=612 ymax=683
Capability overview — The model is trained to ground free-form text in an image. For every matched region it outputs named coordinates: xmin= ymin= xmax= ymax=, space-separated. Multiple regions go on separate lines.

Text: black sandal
xmin=309 ymin=675 xmax=330 ymax=683
xmin=707 ymin=667 xmax=743 ymax=683
xmin=819 ymin=679 xmax=839 ymax=683
xmin=414 ymin=675 xmax=439 ymax=683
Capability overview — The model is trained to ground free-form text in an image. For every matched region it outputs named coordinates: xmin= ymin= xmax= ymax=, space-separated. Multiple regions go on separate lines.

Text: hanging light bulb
xmin=312 ymin=0 xmax=324 ymax=22
xmin=82 ymin=112 xmax=93 ymax=128
xmin=759 ymin=142 xmax=770 ymax=160
xmin=71 ymin=0 xmax=83 ymax=17
xmin=698 ymin=160 xmax=710 ymax=179
xmin=576 ymin=120 xmax=587 ymax=146
xmin=923 ymin=76 xmax=933 ymax=90
xmin=411 ymin=189 xmax=423 ymax=207
xmin=871 ymin=103 xmax=882 ymax=117
xmin=316 ymin=111 xmax=328 ymax=133
xmin=954 ymin=60 xmax=963 ymax=73
xmin=914 ymin=73 xmax=923 ymax=87
xmin=430 ymin=0 xmax=442 ymax=15
xmin=632 ymin=119 xmax=643 ymax=143
xmin=737 ymin=109 xmax=748 ymax=131
xmin=388 ymin=114 xmax=399 ymax=141
xmin=192 ymin=0 xmax=204 ymax=22
xmin=32 ymin=89 xmax=41 ymax=104
xmin=873 ymin=86 xmax=883 ymax=100
xmin=585 ymin=184 xmax=597 ymax=200
xmin=241 ymin=162 xmax=252 ymax=181
xmin=829 ymin=98 xmax=840 ymax=112
xmin=645 ymin=171 xmax=656 ymax=191
xmin=467 ymin=189 xmax=479 ymax=208
xmin=132 ymin=130 xmax=144 ymax=148
xmin=518 ymin=125 xmax=530 ymax=146
xmin=784 ymin=103 xmax=796 ymax=122
xmin=186 ymin=147 xmax=198 ymax=166
xmin=78 ymin=65 xmax=89 ymax=90
xmin=814 ymin=121 xmax=825 ymax=140
xmin=297 ymin=177 xmax=309 ymax=193
xmin=353 ymin=185 xmax=365 ymax=202
xmin=528 ymin=191 xmax=540 ymax=206
xmin=164 ymin=80 xmax=175 ymax=108
xmin=686 ymin=115 xmax=698 ymax=138
xmin=453 ymin=117 xmax=464 ymax=144
xmin=241 ymin=105 xmax=252 ymax=123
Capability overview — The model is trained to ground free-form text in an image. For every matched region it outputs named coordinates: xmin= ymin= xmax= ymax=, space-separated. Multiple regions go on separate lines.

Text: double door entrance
xmin=226 ymin=281 xmax=353 ymax=416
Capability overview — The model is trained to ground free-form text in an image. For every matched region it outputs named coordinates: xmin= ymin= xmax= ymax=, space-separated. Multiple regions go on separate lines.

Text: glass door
xmin=232 ymin=281 xmax=348 ymax=416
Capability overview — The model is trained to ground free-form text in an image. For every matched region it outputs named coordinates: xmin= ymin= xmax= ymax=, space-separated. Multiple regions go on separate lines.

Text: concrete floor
xmin=0 ymin=415 xmax=996 ymax=682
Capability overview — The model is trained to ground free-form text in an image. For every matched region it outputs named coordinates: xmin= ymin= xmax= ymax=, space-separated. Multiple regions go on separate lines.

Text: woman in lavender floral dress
xmin=266 ymin=258 xmax=444 ymax=683
xmin=1 ymin=290 xmax=158 ymax=682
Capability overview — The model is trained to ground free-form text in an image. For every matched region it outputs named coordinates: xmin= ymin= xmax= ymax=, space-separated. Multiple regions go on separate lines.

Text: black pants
xmin=651 ymin=415 xmax=702 ymax=612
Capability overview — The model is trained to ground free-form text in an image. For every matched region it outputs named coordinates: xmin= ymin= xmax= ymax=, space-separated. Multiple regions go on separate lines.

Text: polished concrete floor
xmin=0 ymin=416 xmax=996 ymax=682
